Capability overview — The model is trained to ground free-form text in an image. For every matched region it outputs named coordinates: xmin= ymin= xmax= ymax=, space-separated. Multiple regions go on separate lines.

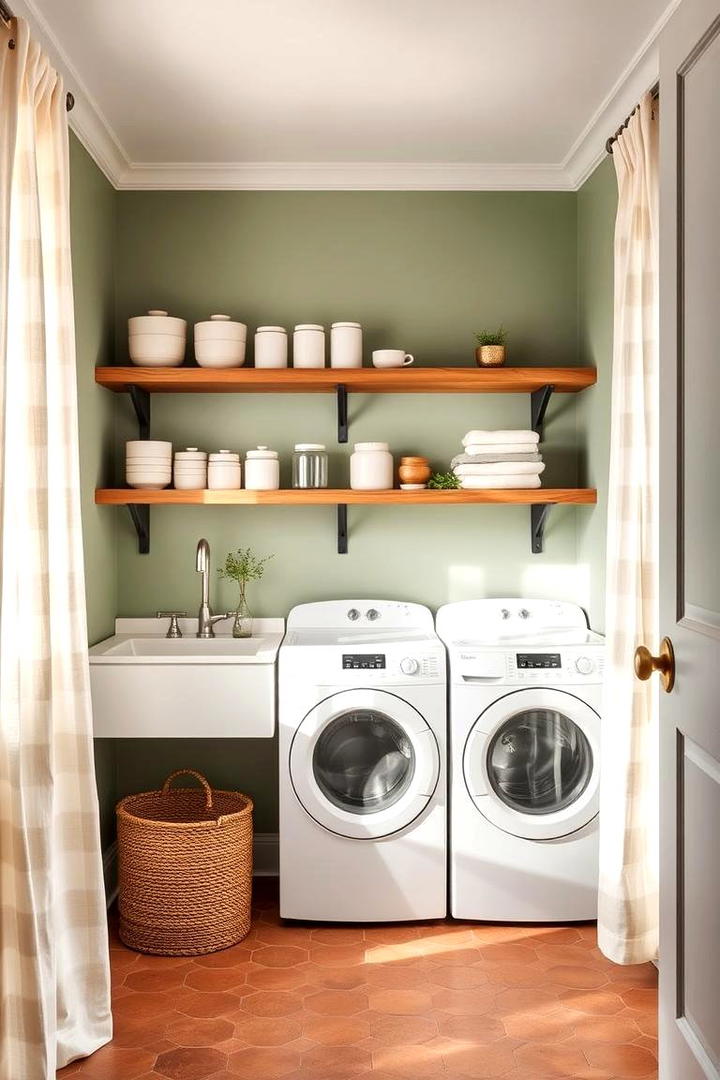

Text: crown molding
xmin=114 ymin=160 xmax=573 ymax=191
xmin=14 ymin=0 xmax=680 ymax=192
xmin=563 ymin=0 xmax=681 ymax=189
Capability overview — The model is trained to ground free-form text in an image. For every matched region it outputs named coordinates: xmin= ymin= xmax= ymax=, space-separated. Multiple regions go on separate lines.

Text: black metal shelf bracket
xmin=531 ymin=503 xmax=552 ymax=554
xmin=337 ymin=384 xmax=348 ymax=443
xmin=337 ymin=504 xmax=348 ymax=554
xmin=530 ymin=383 xmax=554 ymax=440
xmin=128 ymin=504 xmax=150 ymax=554
xmin=129 ymin=386 xmax=151 ymax=440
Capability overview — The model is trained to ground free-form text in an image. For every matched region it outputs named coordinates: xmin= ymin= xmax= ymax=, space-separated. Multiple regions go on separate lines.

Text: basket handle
xmin=161 ymin=769 xmax=213 ymax=810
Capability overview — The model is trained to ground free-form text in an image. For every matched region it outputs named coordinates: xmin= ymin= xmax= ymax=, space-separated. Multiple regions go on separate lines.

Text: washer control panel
xmin=338 ymin=651 xmax=442 ymax=681
xmin=455 ymin=647 xmax=603 ymax=684
xmin=516 ymin=652 xmax=562 ymax=670
xmin=342 ymin=653 xmax=386 ymax=670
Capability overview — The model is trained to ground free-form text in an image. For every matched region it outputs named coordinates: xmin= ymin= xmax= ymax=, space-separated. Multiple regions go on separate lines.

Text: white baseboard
xmin=103 ymin=832 xmax=279 ymax=908
xmin=253 ymin=832 xmax=280 ymax=876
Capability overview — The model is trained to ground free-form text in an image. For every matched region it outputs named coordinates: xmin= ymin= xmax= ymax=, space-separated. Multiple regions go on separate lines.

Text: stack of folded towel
xmin=451 ymin=430 xmax=544 ymax=489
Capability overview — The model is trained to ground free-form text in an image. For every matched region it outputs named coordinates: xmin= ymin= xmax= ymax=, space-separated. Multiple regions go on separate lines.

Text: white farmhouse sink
xmin=89 ymin=618 xmax=284 ymax=738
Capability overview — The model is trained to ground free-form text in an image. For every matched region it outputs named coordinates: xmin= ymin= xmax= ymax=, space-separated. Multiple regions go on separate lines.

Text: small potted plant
xmin=218 ymin=546 xmax=274 ymax=638
xmin=474 ymin=327 xmax=507 ymax=367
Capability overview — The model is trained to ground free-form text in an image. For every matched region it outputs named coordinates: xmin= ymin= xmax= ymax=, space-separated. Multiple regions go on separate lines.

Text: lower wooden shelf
xmin=95 ymin=487 xmax=596 ymax=556
xmin=95 ymin=487 xmax=595 ymax=506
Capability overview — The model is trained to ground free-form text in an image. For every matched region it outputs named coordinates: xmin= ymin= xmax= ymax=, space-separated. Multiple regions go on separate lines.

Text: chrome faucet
xmin=195 ymin=538 xmax=230 ymax=638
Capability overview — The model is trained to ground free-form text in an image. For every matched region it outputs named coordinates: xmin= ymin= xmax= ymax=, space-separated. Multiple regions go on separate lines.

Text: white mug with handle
xmin=372 ymin=350 xmax=415 ymax=368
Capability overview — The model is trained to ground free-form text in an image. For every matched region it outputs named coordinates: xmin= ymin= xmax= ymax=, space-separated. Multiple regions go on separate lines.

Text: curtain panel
xmin=598 ymin=93 xmax=660 ymax=965
xmin=0 ymin=17 xmax=111 ymax=1076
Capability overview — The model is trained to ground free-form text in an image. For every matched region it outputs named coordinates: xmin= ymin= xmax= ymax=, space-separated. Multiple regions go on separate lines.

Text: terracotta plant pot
xmin=475 ymin=345 xmax=506 ymax=367
xmin=398 ymin=456 xmax=431 ymax=487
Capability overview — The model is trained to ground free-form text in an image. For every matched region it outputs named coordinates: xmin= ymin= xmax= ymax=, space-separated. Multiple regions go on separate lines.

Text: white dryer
xmin=279 ymin=600 xmax=446 ymax=922
xmin=436 ymin=599 xmax=604 ymax=922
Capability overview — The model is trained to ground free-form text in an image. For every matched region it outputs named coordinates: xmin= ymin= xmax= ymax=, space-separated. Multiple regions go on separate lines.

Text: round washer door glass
xmin=487 ymin=709 xmax=592 ymax=815
xmin=313 ymin=709 xmax=415 ymax=815
xmin=463 ymin=687 xmax=600 ymax=840
xmin=290 ymin=687 xmax=440 ymax=840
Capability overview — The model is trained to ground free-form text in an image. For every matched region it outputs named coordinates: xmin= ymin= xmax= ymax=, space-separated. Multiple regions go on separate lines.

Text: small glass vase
xmin=232 ymin=592 xmax=252 ymax=638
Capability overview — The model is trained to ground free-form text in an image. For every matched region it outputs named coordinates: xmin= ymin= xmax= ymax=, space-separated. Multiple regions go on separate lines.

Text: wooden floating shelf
xmin=95 ymin=366 xmax=596 ymax=395
xmin=96 ymin=488 xmax=596 ymax=507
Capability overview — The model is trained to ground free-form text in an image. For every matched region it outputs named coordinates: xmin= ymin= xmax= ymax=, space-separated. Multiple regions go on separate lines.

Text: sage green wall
xmin=70 ymin=134 xmax=118 ymax=849
xmin=577 ymin=158 xmax=617 ymax=632
xmin=106 ymin=190 xmax=587 ymax=828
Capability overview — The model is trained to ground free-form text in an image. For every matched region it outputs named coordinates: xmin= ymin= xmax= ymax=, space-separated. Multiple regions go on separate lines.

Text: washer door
xmin=290 ymin=688 xmax=440 ymax=839
xmin=463 ymin=688 xmax=599 ymax=839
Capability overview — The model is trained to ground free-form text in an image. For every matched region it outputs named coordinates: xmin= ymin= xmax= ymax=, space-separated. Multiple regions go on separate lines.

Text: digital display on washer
xmin=342 ymin=654 xmax=386 ymax=670
xmin=516 ymin=652 xmax=562 ymax=669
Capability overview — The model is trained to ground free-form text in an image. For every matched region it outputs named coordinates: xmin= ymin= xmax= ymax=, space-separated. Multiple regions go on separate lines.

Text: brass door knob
xmin=634 ymin=636 xmax=675 ymax=693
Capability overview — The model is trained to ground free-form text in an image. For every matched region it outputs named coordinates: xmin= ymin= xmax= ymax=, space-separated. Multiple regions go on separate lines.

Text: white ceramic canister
xmin=330 ymin=322 xmax=363 ymax=369
xmin=194 ymin=314 xmax=247 ymax=368
xmin=207 ymin=450 xmax=242 ymax=490
xmin=173 ymin=447 xmax=208 ymax=489
xmin=254 ymin=326 xmax=288 ymax=369
xmin=245 ymin=446 xmax=280 ymax=490
xmin=350 ymin=442 xmax=394 ymax=490
xmin=293 ymin=324 xmax=325 ymax=368
xmin=128 ymin=310 xmax=187 ymax=367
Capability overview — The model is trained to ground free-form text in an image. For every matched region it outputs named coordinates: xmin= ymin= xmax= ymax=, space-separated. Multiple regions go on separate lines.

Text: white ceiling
xmin=18 ymin=0 xmax=675 ymax=189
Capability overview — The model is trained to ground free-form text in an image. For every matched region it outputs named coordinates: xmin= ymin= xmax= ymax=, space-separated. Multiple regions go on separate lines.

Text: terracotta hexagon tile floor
xmin=57 ymin=878 xmax=658 ymax=1079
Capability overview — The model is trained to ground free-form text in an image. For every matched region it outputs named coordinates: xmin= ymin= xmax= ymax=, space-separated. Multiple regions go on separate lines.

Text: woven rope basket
xmin=116 ymin=769 xmax=253 ymax=956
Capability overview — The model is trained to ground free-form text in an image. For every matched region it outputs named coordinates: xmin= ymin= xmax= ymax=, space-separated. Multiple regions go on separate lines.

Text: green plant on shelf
xmin=218 ymin=547 xmax=274 ymax=638
xmin=474 ymin=326 xmax=507 ymax=347
xmin=427 ymin=471 xmax=461 ymax=490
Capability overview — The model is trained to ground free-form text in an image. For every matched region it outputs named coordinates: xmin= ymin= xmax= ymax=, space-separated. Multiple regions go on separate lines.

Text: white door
xmin=656 ymin=2 xmax=720 ymax=1076
xmin=289 ymin=688 xmax=440 ymax=839
xmin=463 ymin=688 xmax=600 ymax=840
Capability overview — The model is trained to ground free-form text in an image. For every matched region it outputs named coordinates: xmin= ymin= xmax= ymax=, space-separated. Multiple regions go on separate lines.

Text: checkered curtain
xmin=0 ymin=18 xmax=111 ymax=1076
xmin=598 ymin=93 xmax=659 ymax=965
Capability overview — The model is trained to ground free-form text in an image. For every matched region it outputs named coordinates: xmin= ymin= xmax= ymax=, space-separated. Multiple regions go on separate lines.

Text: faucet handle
xmin=156 ymin=611 xmax=187 ymax=638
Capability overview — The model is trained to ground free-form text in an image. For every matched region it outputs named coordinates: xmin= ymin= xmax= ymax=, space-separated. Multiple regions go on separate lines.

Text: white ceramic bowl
xmin=194 ymin=315 xmax=247 ymax=341
xmin=129 ymin=334 xmax=186 ymax=367
xmin=127 ymin=440 xmax=173 ymax=456
xmin=126 ymin=470 xmax=172 ymax=481
xmin=129 ymin=310 xmax=187 ymax=336
xmin=195 ymin=339 xmax=247 ymax=368
xmin=126 ymin=480 xmax=171 ymax=490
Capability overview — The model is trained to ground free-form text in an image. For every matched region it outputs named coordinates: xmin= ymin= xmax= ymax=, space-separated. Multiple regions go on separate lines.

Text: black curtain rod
xmin=606 ymin=83 xmax=659 ymax=154
xmin=1 ymin=1 xmax=74 ymax=111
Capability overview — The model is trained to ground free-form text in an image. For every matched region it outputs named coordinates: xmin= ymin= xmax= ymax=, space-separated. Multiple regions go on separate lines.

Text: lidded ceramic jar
xmin=330 ymin=322 xmax=363 ymax=369
xmin=245 ymin=446 xmax=280 ymax=490
xmin=350 ymin=442 xmax=393 ymax=491
xmin=173 ymin=447 xmax=208 ymax=490
xmin=207 ymin=450 xmax=241 ymax=490
xmin=194 ymin=314 xmax=247 ymax=368
xmin=398 ymin=456 xmax=431 ymax=489
xmin=128 ymin=310 xmax=186 ymax=367
xmin=293 ymin=324 xmax=325 ymax=368
xmin=254 ymin=326 xmax=288 ymax=369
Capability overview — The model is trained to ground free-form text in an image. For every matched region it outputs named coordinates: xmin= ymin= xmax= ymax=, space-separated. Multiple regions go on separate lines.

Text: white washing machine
xmin=436 ymin=599 xmax=604 ymax=922
xmin=279 ymin=600 xmax=446 ymax=922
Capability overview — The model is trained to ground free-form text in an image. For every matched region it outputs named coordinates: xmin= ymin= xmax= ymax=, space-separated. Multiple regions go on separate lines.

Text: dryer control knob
xmin=347 ymin=608 xmax=360 ymax=621
xmin=366 ymin=608 xmax=380 ymax=621
xmin=400 ymin=657 xmax=419 ymax=675
xmin=575 ymin=656 xmax=595 ymax=675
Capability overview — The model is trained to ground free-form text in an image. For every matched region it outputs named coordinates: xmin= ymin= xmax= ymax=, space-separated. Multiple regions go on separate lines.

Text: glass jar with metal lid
xmin=292 ymin=444 xmax=328 ymax=489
